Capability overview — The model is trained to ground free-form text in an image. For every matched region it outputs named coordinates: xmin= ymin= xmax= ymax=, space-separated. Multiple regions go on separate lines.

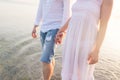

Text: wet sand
xmin=0 ymin=0 xmax=120 ymax=80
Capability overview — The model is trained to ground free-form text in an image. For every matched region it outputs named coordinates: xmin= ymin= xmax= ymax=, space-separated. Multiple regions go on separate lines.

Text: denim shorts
xmin=40 ymin=29 xmax=59 ymax=63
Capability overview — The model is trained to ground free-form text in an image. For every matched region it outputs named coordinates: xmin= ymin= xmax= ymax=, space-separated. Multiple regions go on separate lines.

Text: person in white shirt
xmin=32 ymin=0 xmax=72 ymax=80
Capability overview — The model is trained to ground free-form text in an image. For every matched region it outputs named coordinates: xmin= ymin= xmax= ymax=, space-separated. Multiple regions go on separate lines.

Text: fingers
xmin=32 ymin=30 xmax=37 ymax=38
xmin=88 ymin=54 xmax=98 ymax=65
xmin=32 ymin=32 xmax=37 ymax=38
xmin=55 ymin=32 xmax=63 ymax=44
xmin=55 ymin=36 xmax=62 ymax=44
xmin=88 ymin=58 xmax=98 ymax=64
xmin=55 ymin=33 xmax=59 ymax=44
xmin=32 ymin=26 xmax=38 ymax=38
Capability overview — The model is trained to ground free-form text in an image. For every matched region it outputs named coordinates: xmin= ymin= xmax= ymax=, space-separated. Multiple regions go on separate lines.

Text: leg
xmin=40 ymin=29 xmax=58 ymax=80
xmin=42 ymin=58 xmax=55 ymax=80
xmin=40 ymin=31 xmax=54 ymax=80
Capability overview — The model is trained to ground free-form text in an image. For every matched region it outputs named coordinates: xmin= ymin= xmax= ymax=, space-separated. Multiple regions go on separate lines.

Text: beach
xmin=0 ymin=0 xmax=120 ymax=80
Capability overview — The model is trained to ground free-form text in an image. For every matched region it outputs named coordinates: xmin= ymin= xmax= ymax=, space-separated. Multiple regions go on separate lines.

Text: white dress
xmin=61 ymin=0 xmax=103 ymax=80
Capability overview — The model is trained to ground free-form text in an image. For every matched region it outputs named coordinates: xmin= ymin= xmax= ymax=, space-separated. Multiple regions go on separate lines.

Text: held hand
xmin=88 ymin=46 xmax=99 ymax=65
xmin=55 ymin=31 xmax=65 ymax=44
xmin=32 ymin=26 xmax=38 ymax=38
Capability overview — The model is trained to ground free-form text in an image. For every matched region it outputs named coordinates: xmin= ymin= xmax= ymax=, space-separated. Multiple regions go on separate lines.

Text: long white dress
xmin=61 ymin=0 xmax=103 ymax=80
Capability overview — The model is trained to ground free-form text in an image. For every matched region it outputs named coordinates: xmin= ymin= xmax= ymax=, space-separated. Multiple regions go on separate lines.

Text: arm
xmin=32 ymin=0 xmax=43 ymax=38
xmin=59 ymin=18 xmax=71 ymax=33
xmin=88 ymin=0 xmax=113 ymax=64
xmin=95 ymin=0 xmax=113 ymax=51
xmin=34 ymin=0 xmax=43 ymax=26
xmin=55 ymin=0 xmax=75 ymax=43
xmin=55 ymin=18 xmax=71 ymax=44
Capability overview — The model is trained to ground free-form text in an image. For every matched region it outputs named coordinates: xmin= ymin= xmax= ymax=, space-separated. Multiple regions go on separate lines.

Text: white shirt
xmin=34 ymin=0 xmax=72 ymax=32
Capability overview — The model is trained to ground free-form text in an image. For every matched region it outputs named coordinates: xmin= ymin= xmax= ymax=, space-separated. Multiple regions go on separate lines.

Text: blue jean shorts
xmin=40 ymin=29 xmax=59 ymax=63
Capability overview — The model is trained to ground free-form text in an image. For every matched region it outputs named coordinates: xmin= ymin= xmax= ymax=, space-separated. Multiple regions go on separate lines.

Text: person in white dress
xmin=55 ymin=0 xmax=113 ymax=80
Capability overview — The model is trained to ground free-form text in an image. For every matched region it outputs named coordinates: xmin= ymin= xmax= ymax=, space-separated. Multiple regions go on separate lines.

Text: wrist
xmin=34 ymin=25 xmax=38 ymax=28
xmin=59 ymin=28 xmax=66 ymax=32
xmin=60 ymin=30 xmax=66 ymax=33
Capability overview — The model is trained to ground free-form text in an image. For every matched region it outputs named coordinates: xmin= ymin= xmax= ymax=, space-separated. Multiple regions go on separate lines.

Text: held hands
xmin=55 ymin=31 xmax=66 ymax=44
xmin=88 ymin=45 xmax=99 ymax=65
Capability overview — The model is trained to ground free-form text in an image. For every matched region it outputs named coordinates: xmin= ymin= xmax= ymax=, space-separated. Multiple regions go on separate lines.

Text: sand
xmin=0 ymin=0 xmax=120 ymax=80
